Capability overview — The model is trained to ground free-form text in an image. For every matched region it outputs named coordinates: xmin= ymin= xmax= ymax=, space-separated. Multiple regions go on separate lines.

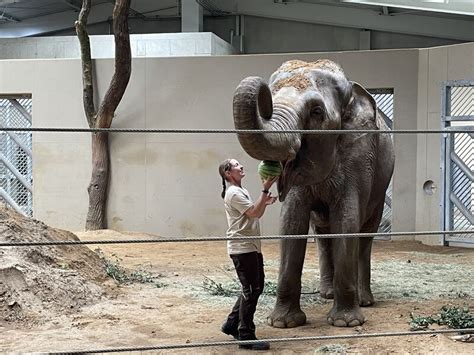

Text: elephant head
xmin=233 ymin=59 xmax=379 ymax=201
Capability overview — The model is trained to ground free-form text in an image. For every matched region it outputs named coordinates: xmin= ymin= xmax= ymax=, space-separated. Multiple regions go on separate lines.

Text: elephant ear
xmin=342 ymin=81 xmax=379 ymax=132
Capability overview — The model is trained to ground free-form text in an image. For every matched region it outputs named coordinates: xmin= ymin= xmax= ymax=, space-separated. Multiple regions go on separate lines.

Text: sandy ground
xmin=1 ymin=229 xmax=474 ymax=354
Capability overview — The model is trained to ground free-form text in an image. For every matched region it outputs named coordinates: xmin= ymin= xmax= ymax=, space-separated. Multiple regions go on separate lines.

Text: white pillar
xmin=181 ymin=0 xmax=203 ymax=32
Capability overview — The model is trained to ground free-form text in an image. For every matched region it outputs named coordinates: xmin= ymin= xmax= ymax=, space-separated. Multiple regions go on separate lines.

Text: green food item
xmin=258 ymin=160 xmax=282 ymax=180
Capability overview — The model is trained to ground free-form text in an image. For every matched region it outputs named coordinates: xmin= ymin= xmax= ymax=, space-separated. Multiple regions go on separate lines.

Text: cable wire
xmin=49 ymin=328 xmax=474 ymax=353
xmin=0 ymin=127 xmax=473 ymax=134
xmin=1 ymin=230 xmax=472 ymax=247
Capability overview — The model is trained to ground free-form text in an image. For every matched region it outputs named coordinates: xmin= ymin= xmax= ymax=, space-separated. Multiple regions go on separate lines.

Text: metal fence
xmin=369 ymin=89 xmax=394 ymax=234
xmin=0 ymin=96 xmax=33 ymax=217
xmin=441 ymin=80 xmax=473 ymax=245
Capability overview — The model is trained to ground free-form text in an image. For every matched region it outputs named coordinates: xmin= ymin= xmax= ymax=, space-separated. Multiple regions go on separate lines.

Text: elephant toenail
xmin=348 ymin=319 xmax=361 ymax=327
xmin=334 ymin=319 xmax=347 ymax=327
xmin=273 ymin=320 xmax=286 ymax=328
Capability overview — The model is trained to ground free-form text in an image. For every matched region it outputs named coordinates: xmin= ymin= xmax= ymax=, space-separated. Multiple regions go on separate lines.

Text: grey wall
xmin=415 ymin=43 xmax=474 ymax=245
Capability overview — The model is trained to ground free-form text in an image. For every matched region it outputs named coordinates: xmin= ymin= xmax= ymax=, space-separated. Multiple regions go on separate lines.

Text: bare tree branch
xmin=96 ymin=0 xmax=132 ymax=128
xmin=75 ymin=0 xmax=96 ymax=128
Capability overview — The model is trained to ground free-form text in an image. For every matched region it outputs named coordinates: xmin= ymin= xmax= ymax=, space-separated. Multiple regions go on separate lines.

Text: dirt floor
xmin=1 ymin=212 xmax=474 ymax=353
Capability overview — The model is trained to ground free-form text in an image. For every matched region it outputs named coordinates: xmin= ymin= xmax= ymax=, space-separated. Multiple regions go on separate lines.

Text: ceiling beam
xmin=381 ymin=6 xmax=390 ymax=16
xmin=219 ymin=0 xmax=474 ymax=41
xmin=108 ymin=0 xmax=146 ymax=18
xmin=62 ymin=0 xmax=82 ymax=12
xmin=0 ymin=2 xmax=115 ymax=37
xmin=0 ymin=11 xmax=20 ymax=23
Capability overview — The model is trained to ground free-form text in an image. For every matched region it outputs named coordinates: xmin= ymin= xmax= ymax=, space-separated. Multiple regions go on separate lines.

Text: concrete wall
xmin=0 ymin=33 xmax=235 ymax=59
xmin=0 ymin=43 xmax=472 ymax=243
xmin=415 ymin=43 xmax=474 ymax=245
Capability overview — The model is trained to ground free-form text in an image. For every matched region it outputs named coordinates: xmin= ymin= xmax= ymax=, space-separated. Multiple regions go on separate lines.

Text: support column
xmin=181 ymin=0 xmax=203 ymax=32
xmin=359 ymin=29 xmax=371 ymax=50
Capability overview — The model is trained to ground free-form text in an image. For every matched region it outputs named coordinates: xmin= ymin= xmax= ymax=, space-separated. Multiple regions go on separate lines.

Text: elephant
xmin=232 ymin=59 xmax=394 ymax=328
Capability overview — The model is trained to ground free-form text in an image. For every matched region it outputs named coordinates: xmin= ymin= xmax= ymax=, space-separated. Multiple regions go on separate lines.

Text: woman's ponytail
xmin=218 ymin=159 xmax=232 ymax=199
xmin=221 ymin=176 xmax=226 ymax=199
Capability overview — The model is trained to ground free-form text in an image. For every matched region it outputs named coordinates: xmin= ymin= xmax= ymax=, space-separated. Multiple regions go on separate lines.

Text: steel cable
xmin=1 ymin=230 xmax=472 ymax=247
xmin=49 ymin=328 xmax=474 ymax=354
xmin=0 ymin=127 xmax=473 ymax=134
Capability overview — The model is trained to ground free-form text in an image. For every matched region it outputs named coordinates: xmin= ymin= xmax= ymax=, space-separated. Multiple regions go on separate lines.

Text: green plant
xmin=201 ymin=277 xmax=279 ymax=297
xmin=410 ymin=305 xmax=474 ymax=330
xmin=96 ymin=249 xmax=166 ymax=288
xmin=103 ymin=254 xmax=129 ymax=284
xmin=263 ymin=280 xmax=278 ymax=296
xmin=202 ymin=276 xmax=238 ymax=297
xmin=315 ymin=344 xmax=348 ymax=353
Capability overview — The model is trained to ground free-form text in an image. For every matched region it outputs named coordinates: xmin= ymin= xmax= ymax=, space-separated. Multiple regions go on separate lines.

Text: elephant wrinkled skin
xmin=232 ymin=60 xmax=395 ymax=328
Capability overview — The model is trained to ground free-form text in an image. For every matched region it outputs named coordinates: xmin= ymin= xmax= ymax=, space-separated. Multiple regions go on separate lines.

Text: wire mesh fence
xmin=442 ymin=81 xmax=473 ymax=245
xmin=0 ymin=97 xmax=33 ymax=217
xmin=370 ymin=89 xmax=394 ymax=235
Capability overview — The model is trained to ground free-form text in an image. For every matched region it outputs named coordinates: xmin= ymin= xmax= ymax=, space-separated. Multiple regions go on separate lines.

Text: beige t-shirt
xmin=224 ymin=185 xmax=262 ymax=255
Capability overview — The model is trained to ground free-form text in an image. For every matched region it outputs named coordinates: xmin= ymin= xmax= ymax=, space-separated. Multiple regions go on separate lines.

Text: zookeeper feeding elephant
xmin=232 ymin=59 xmax=395 ymax=328
xmin=218 ymin=158 xmax=278 ymax=350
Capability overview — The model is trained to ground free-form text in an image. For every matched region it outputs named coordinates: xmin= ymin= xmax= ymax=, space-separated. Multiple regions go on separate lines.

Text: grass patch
xmin=201 ymin=277 xmax=280 ymax=297
xmin=410 ymin=305 xmax=474 ymax=330
xmin=372 ymin=259 xmax=474 ymax=300
xmin=197 ymin=255 xmax=473 ymax=307
xmin=202 ymin=276 xmax=238 ymax=297
xmin=96 ymin=249 xmax=166 ymax=288
xmin=315 ymin=344 xmax=348 ymax=353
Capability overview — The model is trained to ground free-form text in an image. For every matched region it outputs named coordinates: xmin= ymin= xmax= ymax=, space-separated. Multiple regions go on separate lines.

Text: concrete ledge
xmin=0 ymin=32 xmax=235 ymax=59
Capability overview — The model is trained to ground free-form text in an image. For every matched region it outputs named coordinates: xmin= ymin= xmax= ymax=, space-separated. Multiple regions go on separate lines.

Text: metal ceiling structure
xmin=0 ymin=0 xmax=472 ymax=39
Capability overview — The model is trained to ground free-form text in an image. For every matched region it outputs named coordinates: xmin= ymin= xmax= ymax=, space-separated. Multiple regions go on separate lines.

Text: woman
xmin=218 ymin=158 xmax=277 ymax=351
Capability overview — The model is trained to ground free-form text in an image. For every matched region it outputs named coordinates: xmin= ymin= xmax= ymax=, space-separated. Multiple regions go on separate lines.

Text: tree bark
xmin=86 ymin=132 xmax=109 ymax=230
xmin=76 ymin=0 xmax=131 ymax=230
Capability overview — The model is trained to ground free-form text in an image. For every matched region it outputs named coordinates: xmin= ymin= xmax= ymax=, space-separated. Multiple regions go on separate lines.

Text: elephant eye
xmin=311 ymin=106 xmax=324 ymax=117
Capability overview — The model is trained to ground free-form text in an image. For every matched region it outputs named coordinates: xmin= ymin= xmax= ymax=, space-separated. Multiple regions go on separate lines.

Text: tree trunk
xmin=76 ymin=0 xmax=131 ymax=230
xmin=86 ymin=132 xmax=110 ymax=230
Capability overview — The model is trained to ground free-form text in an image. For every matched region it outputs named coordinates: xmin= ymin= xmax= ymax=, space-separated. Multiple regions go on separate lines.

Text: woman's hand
xmin=264 ymin=192 xmax=277 ymax=205
xmin=262 ymin=176 xmax=278 ymax=191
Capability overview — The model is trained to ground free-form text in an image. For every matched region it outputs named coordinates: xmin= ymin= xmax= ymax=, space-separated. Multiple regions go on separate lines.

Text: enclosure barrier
xmin=1 ymin=126 xmax=473 ymax=353
xmin=1 ymin=230 xmax=473 ymax=247
xmin=0 ymin=127 xmax=473 ymax=133
xmin=49 ymin=328 xmax=474 ymax=354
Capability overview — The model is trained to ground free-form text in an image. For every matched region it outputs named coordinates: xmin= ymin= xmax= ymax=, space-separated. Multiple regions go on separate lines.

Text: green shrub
xmin=96 ymin=249 xmax=166 ymax=288
xmin=410 ymin=305 xmax=474 ymax=330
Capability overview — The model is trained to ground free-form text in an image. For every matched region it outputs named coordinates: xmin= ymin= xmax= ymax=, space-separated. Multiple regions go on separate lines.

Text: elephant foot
xmin=268 ymin=304 xmax=306 ymax=328
xmin=319 ymin=285 xmax=334 ymax=299
xmin=359 ymin=289 xmax=374 ymax=307
xmin=327 ymin=305 xmax=365 ymax=327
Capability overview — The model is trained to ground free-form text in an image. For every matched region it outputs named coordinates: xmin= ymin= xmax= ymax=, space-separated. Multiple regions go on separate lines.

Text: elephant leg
xmin=358 ymin=200 xmax=384 ymax=307
xmin=358 ymin=237 xmax=374 ymax=306
xmin=327 ymin=200 xmax=365 ymax=327
xmin=268 ymin=189 xmax=311 ymax=328
xmin=317 ymin=231 xmax=334 ymax=299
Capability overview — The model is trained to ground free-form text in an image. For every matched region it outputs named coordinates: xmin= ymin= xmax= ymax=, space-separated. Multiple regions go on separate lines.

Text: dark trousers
xmin=225 ymin=252 xmax=265 ymax=339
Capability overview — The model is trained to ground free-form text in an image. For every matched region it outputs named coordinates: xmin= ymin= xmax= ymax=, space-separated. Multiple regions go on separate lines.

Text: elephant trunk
xmin=233 ymin=77 xmax=301 ymax=161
